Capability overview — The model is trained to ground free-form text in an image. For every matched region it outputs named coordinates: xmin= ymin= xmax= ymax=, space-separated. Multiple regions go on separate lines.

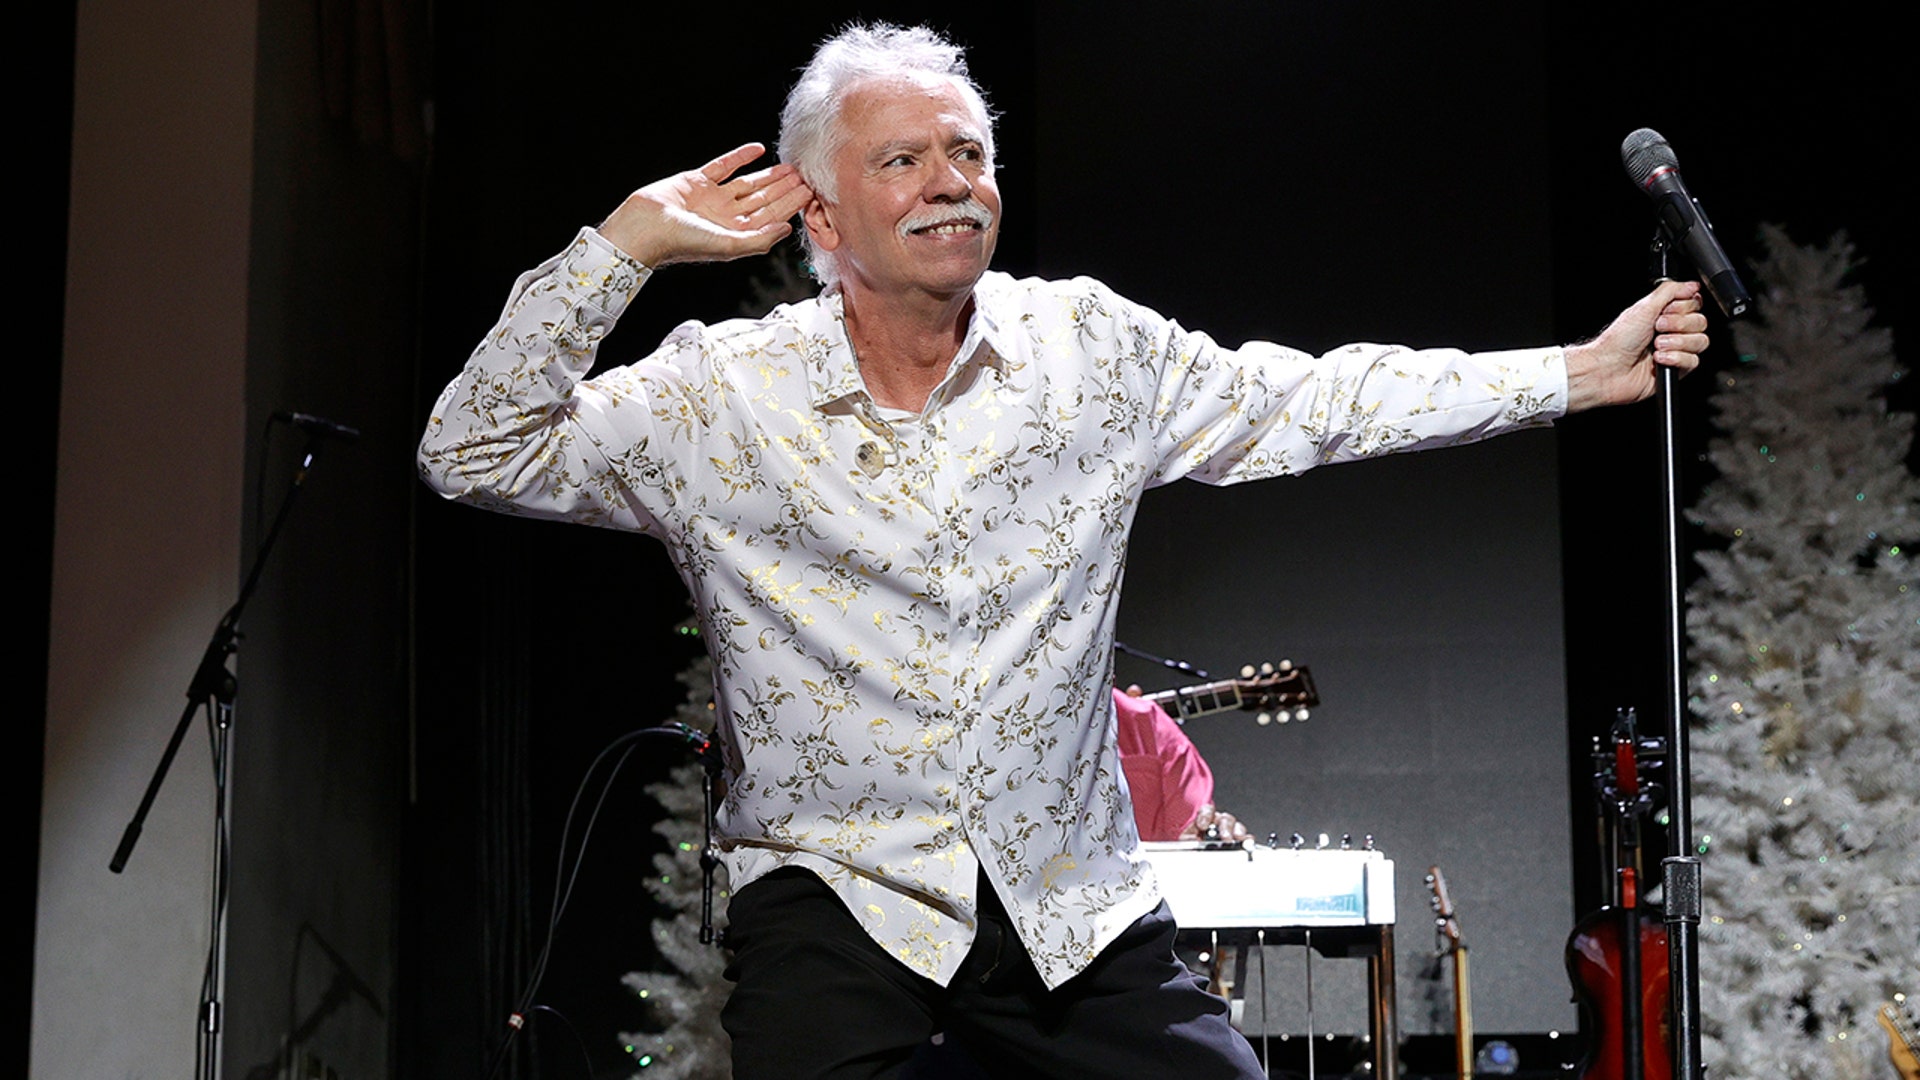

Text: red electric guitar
xmin=1566 ymin=710 xmax=1672 ymax=1080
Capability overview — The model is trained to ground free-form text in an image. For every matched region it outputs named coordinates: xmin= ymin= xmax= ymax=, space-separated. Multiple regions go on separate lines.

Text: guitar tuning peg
xmin=1260 ymin=662 xmax=1275 ymax=675
xmin=1240 ymin=664 xmax=1256 ymax=678
xmin=1289 ymin=832 xmax=1305 ymax=850
xmin=1340 ymin=833 xmax=1352 ymax=850
xmin=1294 ymin=708 xmax=1310 ymax=722
xmin=1363 ymin=834 xmax=1376 ymax=851
xmin=1316 ymin=832 xmax=1331 ymax=850
xmin=1256 ymin=712 xmax=1273 ymax=726
xmin=1266 ymin=832 xmax=1280 ymax=849
xmin=1279 ymin=659 xmax=1293 ymax=671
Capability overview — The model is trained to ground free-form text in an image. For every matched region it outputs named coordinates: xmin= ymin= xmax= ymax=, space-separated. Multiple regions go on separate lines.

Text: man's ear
xmin=802 ymin=194 xmax=840 ymax=253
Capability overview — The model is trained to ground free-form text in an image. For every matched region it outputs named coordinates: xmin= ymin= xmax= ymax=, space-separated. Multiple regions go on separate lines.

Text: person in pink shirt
xmin=1113 ymin=688 xmax=1250 ymax=843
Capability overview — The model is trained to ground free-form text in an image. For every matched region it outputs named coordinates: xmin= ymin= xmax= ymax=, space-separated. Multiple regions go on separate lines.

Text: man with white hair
xmin=419 ymin=22 xmax=1707 ymax=1078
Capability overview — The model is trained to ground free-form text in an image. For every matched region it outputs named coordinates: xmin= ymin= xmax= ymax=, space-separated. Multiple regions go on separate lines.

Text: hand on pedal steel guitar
xmin=1182 ymin=802 xmax=1249 ymax=844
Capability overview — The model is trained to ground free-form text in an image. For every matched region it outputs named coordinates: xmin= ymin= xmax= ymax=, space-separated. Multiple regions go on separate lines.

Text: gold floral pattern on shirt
xmin=420 ymin=229 xmax=1567 ymax=988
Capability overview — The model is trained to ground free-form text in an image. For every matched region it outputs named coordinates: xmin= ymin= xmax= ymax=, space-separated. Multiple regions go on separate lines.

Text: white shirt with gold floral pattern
xmin=419 ymin=228 xmax=1567 ymax=989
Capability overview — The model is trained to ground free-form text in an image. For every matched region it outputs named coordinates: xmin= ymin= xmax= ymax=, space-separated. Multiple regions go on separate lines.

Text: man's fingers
xmin=1620 ymin=280 xmax=1699 ymax=332
xmin=751 ymin=179 xmax=814 ymax=227
xmin=1628 ymin=281 xmax=1709 ymax=371
xmin=730 ymin=161 xmax=795 ymax=192
xmin=707 ymin=167 xmax=808 ymax=240
xmin=1652 ymin=290 xmax=1709 ymax=371
xmin=1610 ymin=280 xmax=1699 ymax=346
xmin=1565 ymin=279 xmax=1711 ymax=412
xmin=734 ymin=169 xmax=808 ymax=217
xmin=1654 ymin=333 xmax=1708 ymax=371
xmin=1656 ymin=304 xmax=1708 ymax=335
xmin=700 ymin=142 xmax=770 ymax=183
xmin=614 ymin=146 xmax=805 ymax=266
xmin=1648 ymin=278 xmax=1702 ymax=307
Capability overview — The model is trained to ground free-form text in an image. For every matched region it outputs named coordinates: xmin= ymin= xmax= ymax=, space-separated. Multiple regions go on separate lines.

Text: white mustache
xmin=898 ymin=201 xmax=993 ymax=237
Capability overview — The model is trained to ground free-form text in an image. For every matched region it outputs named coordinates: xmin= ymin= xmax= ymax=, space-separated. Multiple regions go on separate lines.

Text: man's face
xmin=805 ymin=76 xmax=1001 ymax=301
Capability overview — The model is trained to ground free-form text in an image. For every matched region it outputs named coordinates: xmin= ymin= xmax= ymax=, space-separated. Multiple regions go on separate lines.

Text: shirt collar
xmin=803 ymin=276 xmax=1014 ymax=411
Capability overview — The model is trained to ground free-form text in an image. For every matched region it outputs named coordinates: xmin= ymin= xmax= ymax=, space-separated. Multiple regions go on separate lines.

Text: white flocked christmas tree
xmin=1686 ymin=227 xmax=1920 ymax=1079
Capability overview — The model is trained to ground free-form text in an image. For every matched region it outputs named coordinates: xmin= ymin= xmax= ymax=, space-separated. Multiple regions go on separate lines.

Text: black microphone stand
xmin=1112 ymin=640 xmax=1210 ymax=681
xmin=1647 ymin=233 xmax=1710 ymax=1080
xmin=109 ymin=430 xmax=334 ymax=1080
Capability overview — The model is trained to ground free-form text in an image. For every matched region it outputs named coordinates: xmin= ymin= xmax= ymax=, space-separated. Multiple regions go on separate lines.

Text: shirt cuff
xmin=565 ymin=225 xmax=653 ymax=320
xmin=1478 ymin=344 xmax=1570 ymax=425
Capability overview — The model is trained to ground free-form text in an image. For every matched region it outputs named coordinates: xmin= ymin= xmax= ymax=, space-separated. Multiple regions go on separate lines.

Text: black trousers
xmin=721 ymin=867 xmax=1265 ymax=1080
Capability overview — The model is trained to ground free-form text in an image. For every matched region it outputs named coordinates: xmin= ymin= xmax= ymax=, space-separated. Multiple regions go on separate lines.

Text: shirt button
xmin=957 ymin=613 xmax=971 ymax=627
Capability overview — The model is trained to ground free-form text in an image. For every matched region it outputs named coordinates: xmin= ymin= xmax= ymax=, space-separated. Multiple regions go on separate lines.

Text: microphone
xmin=274 ymin=411 xmax=362 ymax=441
xmin=1620 ymin=128 xmax=1752 ymax=318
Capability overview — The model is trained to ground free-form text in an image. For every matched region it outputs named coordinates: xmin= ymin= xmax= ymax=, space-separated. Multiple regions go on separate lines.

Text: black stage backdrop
xmin=1047 ymin=6 xmax=1571 ymax=1037
xmin=397 ymin=5 xmax=1910 ymax=1077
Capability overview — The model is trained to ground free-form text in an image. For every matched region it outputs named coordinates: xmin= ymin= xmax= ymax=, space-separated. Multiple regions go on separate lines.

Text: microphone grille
xmin=1621 ymin=127 xmax=1678 ymax=188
